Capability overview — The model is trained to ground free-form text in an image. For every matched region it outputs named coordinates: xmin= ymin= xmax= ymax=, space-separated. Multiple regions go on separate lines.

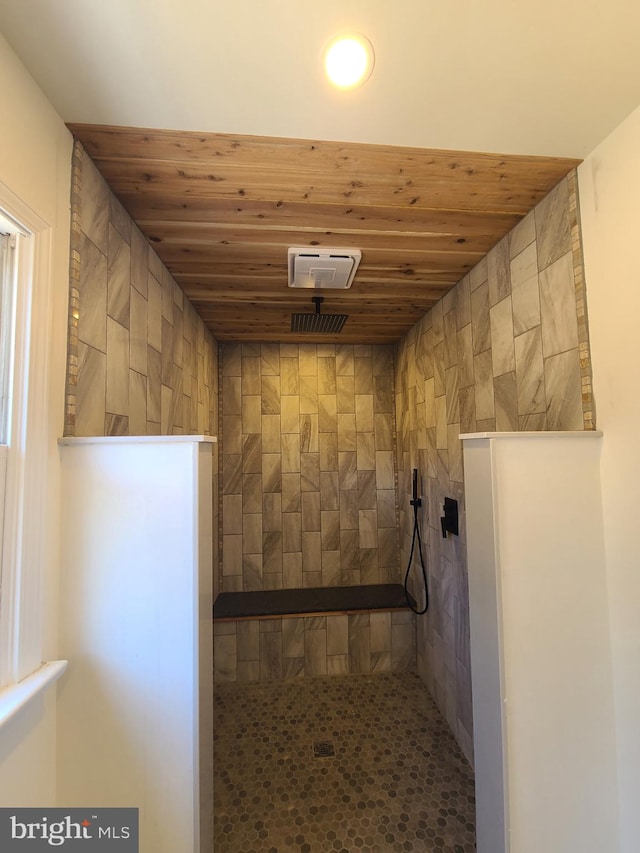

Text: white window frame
xmin=0 ymin=181 xmax=66 ymax=721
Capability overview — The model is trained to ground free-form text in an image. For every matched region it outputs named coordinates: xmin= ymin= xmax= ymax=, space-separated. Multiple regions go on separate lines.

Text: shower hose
xmin=403 ymin=490 xmax=429 ymax=615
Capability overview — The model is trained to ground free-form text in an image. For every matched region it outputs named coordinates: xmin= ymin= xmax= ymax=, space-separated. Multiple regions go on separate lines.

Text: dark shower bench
xmin=213 ymin=583 xmax=414 ymax=622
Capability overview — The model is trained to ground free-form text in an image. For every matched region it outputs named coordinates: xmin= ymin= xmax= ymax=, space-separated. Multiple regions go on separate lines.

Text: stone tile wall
xmin=394 ymin=171 xmax=593 ymax=764
xmin=220 ymin=342 xmax=399 ymax=592
xmin=65 ymin=142 xmax=218 ymax=437
xmin=214 ymin=610 xmax=415 ymax=683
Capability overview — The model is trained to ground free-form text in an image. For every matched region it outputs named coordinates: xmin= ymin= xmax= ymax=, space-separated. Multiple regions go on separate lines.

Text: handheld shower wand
xmin=404 ymin=468 xmax=429 ymax=614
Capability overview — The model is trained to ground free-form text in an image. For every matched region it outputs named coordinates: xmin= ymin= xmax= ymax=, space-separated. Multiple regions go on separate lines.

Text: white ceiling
xmin=1 ymin=0 xmax=639 ymax=158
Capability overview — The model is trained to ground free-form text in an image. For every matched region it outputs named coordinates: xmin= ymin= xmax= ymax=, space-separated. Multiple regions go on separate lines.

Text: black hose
xmin=403 ymin=497 xmax=429 ymax=615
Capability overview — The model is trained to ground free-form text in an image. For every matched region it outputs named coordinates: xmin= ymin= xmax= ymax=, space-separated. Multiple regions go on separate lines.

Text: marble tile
xmin=447 ymin=423 xmax=463 ymax=484
xmin=106 ymin=318 xmax=129 ymax=416
xmin=339 ymin=492 xmax=358 ymax=531
xmin=76 ymin=343 xmax=107 ymax=436
xmin=281 ymin=395 xmax=300 ymax=432
xmin=242 ymin=433 xmax=261 ymax=474
xmin=378 ymin=527 xmax=398 ymax=569
xmin=128 ymin=370 xmax=147 ymax=435
xmin=457 ymin=324 xmax=474 ymax=389
xmin=260 ymin=343 xmax=280 ymax=376
xmin=79 ymin=150 xmax=109 ymax=254
xmin=443 ymin=309 xmax=458 ymax=369
xmin=299 ymin=412 xmax=319 ymax=452
xmin=471 ymin=280 xmax=491 ymax=355
xmin=510 ymin=241 xmax=538 ymax=291
xmin=282 ymin=618 xmax=305 ymax=659
xmin=301 ymin=452 xmax=320 ymax=491
xmin=494 ymin=371 xmax=518 ymax=431
xmin=490 ymin=296 xmax=516 ymax=377
xmin=261 ymin=414 xmax=281 ymax=453
xmin=160 ymin=318 xmax=174 ymax=386
xmin=146 ymin=346 xmax=161 ymax=424
xmin=222 ymin=376 xmax=241 ymax=416
xmin=509 ymin=210 xmax=536 ymax=259
xmin=535 ymin=178 xmax=571 ymax=270
xmin=358 ymin=510 xmax=378 ymax=549
xmin=222 ymin=534 xmax=242 ymax=577
xmin=236 ymin=660 xmax=261 ymax=683
xmin=321 ymin=550 xmax=341 ymax=586
xmin=375 ymin=450 xmax=395 ymax=490
xmin=320 ymin=510 xmax=340 ymax=551
xmin=473 ymin=349 xmax=495 ymax=421
xmin=242 ymin=474 xmax=262 ymax=513
xmin=487 ymin=236 xmax=511 ymax=307
xmin=373 ymin=373 xmax=394 ymax=413
xmin=242 ymin=394 xmax=261 ymax=434
xmin=336 ymin=375 xmax=355 ymax=413
xmin=261 ymin=374 xmax=281 ymax=415
xmin=107 ymin=223 xmax=130 ymax=328
xmin=370 ymin=612 xmax=392 ymax=653
xmin=301 ymin=491 xmax=321 ymax=532
xmin=262 ymin=531 xmax=283 ymax=574
xmin=319 ymin=432 xmax=338 ymax=471
xmin=282 ymin=512 xmax=302 ymax=553
xmin=337 ymin=413 xmax=356 ymax=452
xmin=320 ymin=471 xmax=340 ymax=511
xmin=318 ymin=357 xmax=337 ymax=394
xmin=222 ymin=417 xmax=241 ymax=455
xmin=242 ymin=514 xmax=262 ymax=555
xmin=241 ymin=357 xmax=261 ymax=395
xmin=539 ymin=251 xmax=579 ymax=358
xmin=263 ymin=493 xmax=282 ymax=532
xmin=281 ymin=472 xmax=301 ymax=512
xmin=335 ymin=345 xmax=354 ymax=376
xmin=213 ymin=634 xmax=237 ymax=683
xmin=356 ymin=432 xmax=375 ymax=470
xmin=280 ymin=357 xmax=300 ymax=394
xmin=77 ymin=232 xmax=107 ymax=352
xmin=262 ymin=452 xmax=282 ymax=493
xmin=515 ymin=327 xmax=546 ymax=416
xmin=147 ymin=274 xmax=162 ymax=351
xmin=545 ymin=349 xmax=583 ymax=430
xmin=299 ymin=346 xmax=317 ymax=376
xmin=326 ymin=615 xmax=348 ymax=656
xmin=281 ymin=433 xmax=301 ymax=473
xmin=259 ymin=632 xmax=283 ymax=680
xmin=237 ymin=620 xmax=260 ymax=661
xmin=299 ymin=377 xmax=318 ymax=415
xmin=223 ymin=494 xmax=243 ymax=534
xmin=455 ymin=275 xmax=471 ymax=329
xmin=354 ymin=356 xmax=374 ymax=394
xmin=327 ymin=655 xmax=350 ymax=675
xmin=318 ymin=394 xmax=337 ymax=432
xmin=349 ymin=625 xmax=371 ymax=674
xmin=512 ymin=273 xmax=541 ymax=336
xmin=222 ymin=343 xmax=241 ymax=376
xmin=445 ymin=366 xmax=460 ymax=424
xmin=357 ymin=470 xmax=376 ymax=510
xmin=283 ymin=552 xmax=303 ymax=588
xmin=469 ymin=255 xmax=488 ymax=291
xmin=435 ymin=395 xmax=447 ymax=450
xmin=304 ymin=629 xmax=327 ymax=677
xmin=130 ymin=226 xmax=148 ymax=297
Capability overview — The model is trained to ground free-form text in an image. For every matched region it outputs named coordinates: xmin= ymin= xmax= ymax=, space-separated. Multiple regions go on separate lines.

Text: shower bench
xmin=213 ymin=584 xmax=416 ymax=683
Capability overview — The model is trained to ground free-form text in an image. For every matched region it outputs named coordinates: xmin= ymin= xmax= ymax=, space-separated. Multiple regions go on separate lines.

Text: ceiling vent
xmin=288 ymin=247 xmax=362 ymax=289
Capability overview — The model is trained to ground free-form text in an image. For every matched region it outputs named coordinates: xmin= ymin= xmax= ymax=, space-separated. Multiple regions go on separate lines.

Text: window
xmin=0 ymin=191 xmax=66 ymax=706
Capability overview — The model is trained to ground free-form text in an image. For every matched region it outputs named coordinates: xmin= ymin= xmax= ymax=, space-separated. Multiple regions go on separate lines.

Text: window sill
xmin=0 ymin=660 xmax=68 ymax=731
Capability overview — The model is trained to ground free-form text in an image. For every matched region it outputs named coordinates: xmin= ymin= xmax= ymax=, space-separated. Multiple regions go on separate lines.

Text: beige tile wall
xmin=394 ymin=171 xmax=593 ymax=764
xmin=220 ymin=342 xmax=399 ymax=592
xmin=65 ymin=142 xmax=218 ymax=437
xmin=214 ymin=610 xmax=415 ymax=683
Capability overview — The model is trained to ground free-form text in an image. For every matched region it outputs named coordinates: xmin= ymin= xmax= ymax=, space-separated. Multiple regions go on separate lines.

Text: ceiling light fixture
xmin=323 ymin=33 xmax=374 ymax=89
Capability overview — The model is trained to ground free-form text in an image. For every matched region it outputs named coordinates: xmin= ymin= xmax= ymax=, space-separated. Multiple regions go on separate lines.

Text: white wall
xmin=0 ymin=32 xmax=72 ymax=803
xmin=579 ymin=103 xmax=640 ymax=853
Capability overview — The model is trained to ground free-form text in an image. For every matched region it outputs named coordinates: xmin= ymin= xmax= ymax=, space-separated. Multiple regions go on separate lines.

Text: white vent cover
xmin=288 ymin=248 xmax=362 ymax=289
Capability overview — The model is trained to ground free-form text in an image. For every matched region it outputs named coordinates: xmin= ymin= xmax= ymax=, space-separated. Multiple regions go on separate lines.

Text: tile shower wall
xmin=214 ymin=611 xmax=415 ymax=683
xmin=220 ymin=343 xmax=399 ymax=593
xmin=65 ymin=141 xmax=218 ymax=438
xmin=394 ymin=172 xmax=593 ymax=764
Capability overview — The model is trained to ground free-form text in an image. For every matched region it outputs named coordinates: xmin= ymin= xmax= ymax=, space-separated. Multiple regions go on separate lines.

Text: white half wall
xmin=0 ymin=32 xmax=72 ymax=803
xmin=579 ymin=102 xmax=640 ymax=853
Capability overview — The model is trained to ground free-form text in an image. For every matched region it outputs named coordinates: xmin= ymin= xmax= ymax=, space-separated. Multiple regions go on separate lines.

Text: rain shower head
xmin=291 ymin=296 xmax=348 ymax=334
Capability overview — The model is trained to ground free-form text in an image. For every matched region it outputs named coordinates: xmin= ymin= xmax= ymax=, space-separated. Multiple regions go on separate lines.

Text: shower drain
xmin=312 ymin=740 xmax=335 ymax=758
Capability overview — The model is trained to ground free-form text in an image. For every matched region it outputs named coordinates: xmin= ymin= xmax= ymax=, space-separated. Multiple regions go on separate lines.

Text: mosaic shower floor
xmin=214 ymin=672 xmax=476 ymax=852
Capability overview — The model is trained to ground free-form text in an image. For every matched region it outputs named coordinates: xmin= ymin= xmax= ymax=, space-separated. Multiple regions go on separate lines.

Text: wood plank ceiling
xmin=69 ymin=125 xmax=580 ymax=344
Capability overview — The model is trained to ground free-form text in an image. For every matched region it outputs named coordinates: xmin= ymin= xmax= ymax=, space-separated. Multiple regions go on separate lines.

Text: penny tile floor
xmin=214 ymin=672 xmax=476 ymax=852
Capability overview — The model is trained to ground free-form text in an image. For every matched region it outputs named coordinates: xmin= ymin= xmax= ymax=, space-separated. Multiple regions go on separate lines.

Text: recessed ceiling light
xmin=323 ymin=33 xmax=375 ymax=90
